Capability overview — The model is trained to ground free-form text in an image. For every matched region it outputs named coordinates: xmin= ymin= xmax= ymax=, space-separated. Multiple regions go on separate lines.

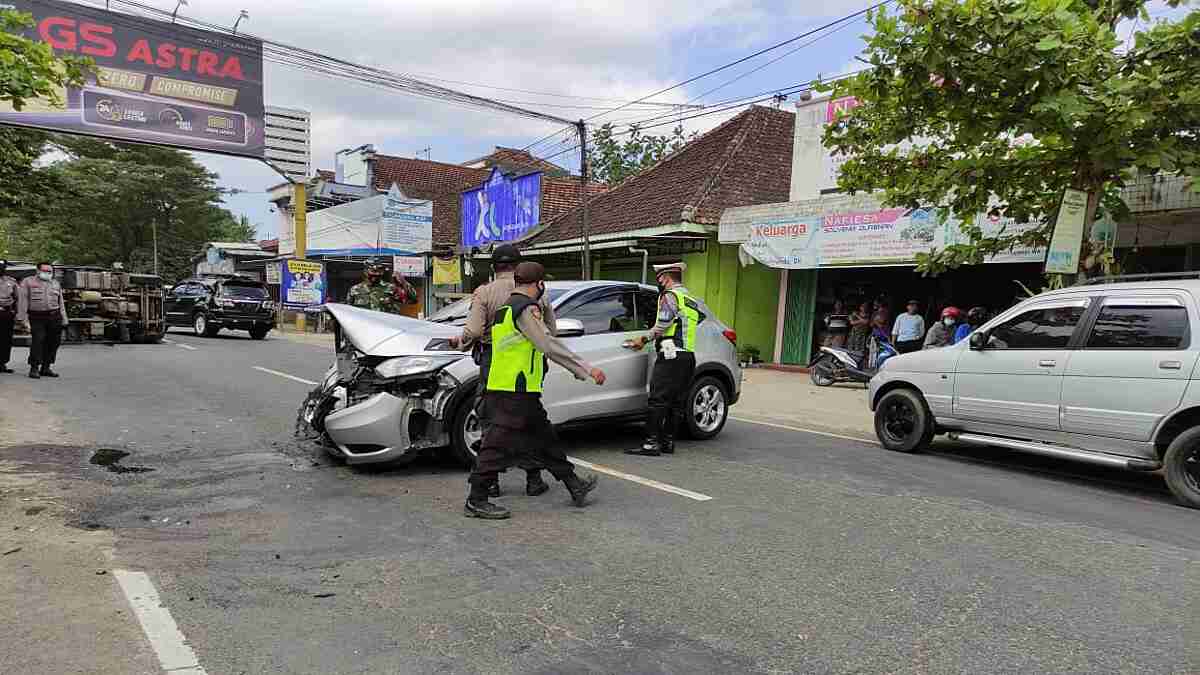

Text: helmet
xmin=941 ymin=306 xmax=963 ymax=320
xmin=967 ymin=306 xmax=988 ymax=324
xmin=492 ymin=244 xmax=521 ymax=265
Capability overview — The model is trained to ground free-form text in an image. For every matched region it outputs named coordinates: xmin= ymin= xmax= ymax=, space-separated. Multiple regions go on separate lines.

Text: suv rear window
xmin=1087 ymin=305 xmax=1189 ymax=349
xmin=222 ymin=284 xmax=268 ymax=299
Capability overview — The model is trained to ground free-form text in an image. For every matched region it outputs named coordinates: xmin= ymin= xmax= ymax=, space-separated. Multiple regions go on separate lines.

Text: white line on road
xmin=254 ymin=366 xmax=318 ymax=386
xmin=161 ymin=338 xmax=173 ymax=344
xmin=112 ymin=570 xmax=207 ymax=675
xmin=567 ymin=456 xmax=713 ymax=501
xmin=730 ymin=416 xmax=875 ymax=445
xmin=175 ymin=343 xmax=198 ymax=351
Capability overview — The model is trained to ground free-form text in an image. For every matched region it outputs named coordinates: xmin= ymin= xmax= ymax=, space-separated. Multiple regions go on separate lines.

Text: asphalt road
xmin=1 ymin=329 xmax=1196 ymax=674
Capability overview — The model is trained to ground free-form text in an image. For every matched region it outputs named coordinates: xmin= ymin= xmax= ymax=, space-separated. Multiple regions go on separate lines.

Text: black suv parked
xmin=165 ymin=275 xmax=276 ymax=339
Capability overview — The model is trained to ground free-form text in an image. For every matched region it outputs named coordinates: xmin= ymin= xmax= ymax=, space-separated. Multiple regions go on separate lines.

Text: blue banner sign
xmin=461 ymin=169 xmax=541 ymax=247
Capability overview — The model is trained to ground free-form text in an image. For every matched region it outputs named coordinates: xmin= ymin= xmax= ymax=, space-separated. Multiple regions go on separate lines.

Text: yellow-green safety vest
xmin=486 ymin=295 xmax=546 ymax=393
xmin=661 ymin=288 xmax=702 ymax=352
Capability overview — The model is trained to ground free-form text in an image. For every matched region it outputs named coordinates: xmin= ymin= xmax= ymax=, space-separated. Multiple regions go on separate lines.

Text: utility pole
xmin=293 ymin=181 xmax=307 ymax=331
xmin=576 ymin=119 xmax=591 ymax=281
xmin=152 ymin=222 xmax=159 ymax=276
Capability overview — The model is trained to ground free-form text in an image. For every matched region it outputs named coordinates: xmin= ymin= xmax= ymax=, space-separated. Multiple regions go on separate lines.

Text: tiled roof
xmin=315 ymin=169 xmax=335 ymax=181
xmin=541 ymin=175 xmax=609 ymax=222
xmin=371 ymin=155 xmax=491 ymax=247
xmin=465 ymin=146 xmax=568 ymax=176
xmin=526 ymin=106 xmax=795 ymax=245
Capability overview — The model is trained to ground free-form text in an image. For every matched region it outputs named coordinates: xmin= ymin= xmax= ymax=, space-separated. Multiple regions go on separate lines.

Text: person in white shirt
xmin=891 ymin=299 xmax=925 ymax=354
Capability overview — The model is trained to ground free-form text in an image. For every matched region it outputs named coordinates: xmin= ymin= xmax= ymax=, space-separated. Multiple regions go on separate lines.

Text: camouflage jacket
xmin=347 ymin=280 xmax=405 ymax=314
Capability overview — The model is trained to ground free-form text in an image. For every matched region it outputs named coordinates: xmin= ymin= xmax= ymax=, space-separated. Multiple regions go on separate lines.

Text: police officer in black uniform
xmin=0 ymin=260 xmax=17 ymax=374
xmin=625 ymin=262 xmax=702 ymax=457
xmin=464 ymin=262 xmax=604 ymax=520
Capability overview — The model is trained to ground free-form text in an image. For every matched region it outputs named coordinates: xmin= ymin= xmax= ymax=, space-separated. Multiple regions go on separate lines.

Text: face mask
xmin=38 ymin=271 xmax=52 ymax=281
xmin=943 ymin=317 xmax=955 ymax=327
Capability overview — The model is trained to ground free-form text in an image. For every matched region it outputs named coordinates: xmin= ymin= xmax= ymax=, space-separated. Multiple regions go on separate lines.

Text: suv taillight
xmin=723 ymin=329 xmax=737 ymax=345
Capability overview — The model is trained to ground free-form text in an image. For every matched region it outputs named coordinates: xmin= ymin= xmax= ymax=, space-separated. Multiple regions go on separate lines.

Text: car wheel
xmin=810 ymin=354 xmax=836 ymax=386
xmin=874 ymin=388 xmax=932 ymax=453
xmin=193 ymin=312 xmax=218 ymax=337
xmin=683 ymin=375 xmax=729 ymax=440
xmin=249 ymin=326 xmax=270 ymax=340
xmin=1163 ymin=427 xmax=1200 ymax=510
xmin=450 ymin=387 xmax=483 ymax=469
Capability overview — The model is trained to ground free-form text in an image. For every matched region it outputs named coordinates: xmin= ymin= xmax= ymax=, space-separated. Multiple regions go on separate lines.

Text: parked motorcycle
xmin=808 ymin=336 xmax=897 ymax=387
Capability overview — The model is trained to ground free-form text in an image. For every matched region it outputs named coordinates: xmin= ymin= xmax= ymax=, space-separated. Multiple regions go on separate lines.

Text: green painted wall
xmin=684 ymin=240 xmax=780 ymax=361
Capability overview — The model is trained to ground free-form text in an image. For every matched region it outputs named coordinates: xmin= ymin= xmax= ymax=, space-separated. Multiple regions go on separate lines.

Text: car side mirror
xmin=556 ymin=318 xmax=585 ymax=338
xmin=969 ymin=331 xmax=988 ymax=351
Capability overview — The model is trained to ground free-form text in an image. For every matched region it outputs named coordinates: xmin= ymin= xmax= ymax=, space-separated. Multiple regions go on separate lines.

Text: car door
xmin=953 ymin=299 xmax=1090 ymax=431
xmin=164 ymin=283 xmax=193 ymax=325
xmin=542 ymin=288 xmax=649 ymax=424
xmin=1060 ymin=294 xmax=1196 ymax=441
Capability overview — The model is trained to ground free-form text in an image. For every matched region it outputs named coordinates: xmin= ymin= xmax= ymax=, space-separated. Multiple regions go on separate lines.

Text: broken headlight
xmin=373 ymin=355 xmax=461 ymax=379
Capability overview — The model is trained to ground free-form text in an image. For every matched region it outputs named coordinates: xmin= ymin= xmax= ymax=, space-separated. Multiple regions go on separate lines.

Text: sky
xmin=123 ymin=0 xmax=883 ymax=239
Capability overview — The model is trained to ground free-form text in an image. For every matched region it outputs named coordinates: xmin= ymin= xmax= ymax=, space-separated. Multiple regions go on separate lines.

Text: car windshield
xmin=427 ymin=288 xmax=568 ymax=324
xmin=221 ymin=284 xmax=268 ymax=299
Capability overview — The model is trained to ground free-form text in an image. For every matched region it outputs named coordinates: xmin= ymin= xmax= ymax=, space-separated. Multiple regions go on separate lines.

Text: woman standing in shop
xmin=847 ymin=300 xmax=872 ymax=354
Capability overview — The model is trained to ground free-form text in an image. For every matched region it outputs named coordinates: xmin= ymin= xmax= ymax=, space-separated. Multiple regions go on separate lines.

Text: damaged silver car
xmin=298 ymin=281 xmax=742 ymax=467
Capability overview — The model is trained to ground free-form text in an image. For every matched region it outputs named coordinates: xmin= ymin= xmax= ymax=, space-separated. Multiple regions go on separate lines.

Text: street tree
xmin=823 ymin=0 xmax=1200 ymax=276
xmin=588 ymin=123 xmax=696 ymax=186
xmin=0 ymin=8 xmax=92 ymax=211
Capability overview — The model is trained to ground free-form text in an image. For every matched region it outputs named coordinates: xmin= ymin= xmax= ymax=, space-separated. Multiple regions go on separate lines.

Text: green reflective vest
xmin=661 ymin=288 xmax=702 ymax=352
xmin=486 ymin=295 xmax=546 ymax=393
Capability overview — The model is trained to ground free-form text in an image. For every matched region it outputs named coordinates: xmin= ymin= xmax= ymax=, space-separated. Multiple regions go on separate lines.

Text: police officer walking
xmin=449 ymin=244 xmax=556 ymax=498
xmin=625 ymin=262 xmax=702 ymax=457
xmin=16 ymin=261 xmax=69 ymax=379
xmin=464 ymin=262 xmax=605 ymax=520
xmin=0 ymin=260 xmax=17 ymax=374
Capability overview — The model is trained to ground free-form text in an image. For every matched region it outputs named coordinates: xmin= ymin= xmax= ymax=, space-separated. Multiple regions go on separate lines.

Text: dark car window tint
xmin=222 ymin=284 xmax=268 ymax=299
xmin=1087 ymin=305 xmax=1188 ymax=349
xmin=636 ymin=292 xmax=658 ymax=330
xmin=988 ymin=306 xmax=1085 ymax=349
xmin=563 ymin=292 xmax=637 ymax=335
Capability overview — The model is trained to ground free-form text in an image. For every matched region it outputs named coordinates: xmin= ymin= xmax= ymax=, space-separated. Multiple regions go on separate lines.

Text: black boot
xmin=660 ymin=411 xmax=677 ymax=455
xmin=0 ymin=365 xmax=13 ymax=374
xmin=28 ymin=366 xmax=39 ymax=379
xmin=487 ymin=481 xmax=501 ymax=498
xmin=563 ymin=473 xmax=598 ymax=507
xmin=464 ymin=498 xmax=510 ymax=519
xmin=525 ymin=471 xmax=550 ymax=497
xmin=39 ymin=367 xmax=59 ymax=378
xmin=627 ymin=409 xmax=664 ymax=456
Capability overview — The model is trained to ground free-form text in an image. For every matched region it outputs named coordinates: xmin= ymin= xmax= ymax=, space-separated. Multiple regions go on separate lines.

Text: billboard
xmin=461 ymin=168 xmax=541 ymax=247
xmin=280 ymin=259 xmax=325 ymax=310
xmin=291 ymin=185 xmax=432 ymax=256
xmin=0 ymin=0 xmax=265 ymax=159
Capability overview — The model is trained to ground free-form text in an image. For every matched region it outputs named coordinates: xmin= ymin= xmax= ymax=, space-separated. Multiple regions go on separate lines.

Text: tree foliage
xmin=823 ymin=0 xmax=1200 ymax=275
xmin=588 ymin=123 xmax=696 ymax=186
xmin=6 ymin=137 xmax=254 ymax=282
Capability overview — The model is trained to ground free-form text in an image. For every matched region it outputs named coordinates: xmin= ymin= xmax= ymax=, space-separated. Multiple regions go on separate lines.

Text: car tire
xmin=449 ymin=387 xmax=483 ymax=469
xmin=810 ymin=354 xmax=836 ymax=386
xmin=193 ymin=312 xmax=219 ymax=337
xmin=249 ymin=326 xmax=270 ymax=340
xmin=874 ymin=388 xmax=932 ymax=453
xmin=682 ymin=375 xmax=729 ymax=440
xmin=1163 ymin=427 xmax=1200 ymax=510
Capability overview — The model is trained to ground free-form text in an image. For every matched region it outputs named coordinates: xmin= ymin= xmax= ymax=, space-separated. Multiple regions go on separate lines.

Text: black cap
xmin=365 ymin=261 xmax=388 ymax=274
xmin=492 ymin=244 xmax=521 ymax=265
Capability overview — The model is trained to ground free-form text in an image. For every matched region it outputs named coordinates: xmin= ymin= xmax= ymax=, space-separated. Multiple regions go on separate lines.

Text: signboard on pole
xmin=280 ymin=259 xmax=325 ymax=310
xmin=393 ymin=255 xmax=424 ymax=276
xmin=381 ymin=185 xmax=433 ymax=254
xmin=1044 ymin=188 xmax=1090 ymax=275
xmin=461 ymin=168 xmax=542 ymax=247
xmin=0 ymin=0 xmax=266 ymax=159
xmin=265 ymin=262 xmax=281 ymax=284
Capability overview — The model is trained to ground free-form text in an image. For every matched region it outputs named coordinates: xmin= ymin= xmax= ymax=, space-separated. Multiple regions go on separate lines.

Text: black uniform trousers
xmin=475 ymin=345 xmax=543 ymax=476
xmin=468 ymin=392 xmax=574 ymax=498
xmin=27 ymin=311 xmax=63 ymax=369
xmin=0 ymin=309 xmax=13 ymax=367
xmin=647 ymin=351 xmax=696 ymax=441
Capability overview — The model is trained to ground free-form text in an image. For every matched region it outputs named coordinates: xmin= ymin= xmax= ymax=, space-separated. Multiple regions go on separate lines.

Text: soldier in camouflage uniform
xmin=347 ymin=262 xmax=408 ymax=314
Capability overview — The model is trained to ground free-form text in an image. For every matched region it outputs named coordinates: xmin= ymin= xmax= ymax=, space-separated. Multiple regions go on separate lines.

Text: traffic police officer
xmin=16 ymin=261 xmax=69 ymax=379
xmin=449 ymin=244 xmax=557 ymax=497
xmin=0 ymin=260 xmax=17 ymax=374
xmin=464 ymin=262 xmax=604 ymax=520
xmin=625 ymin=262 xmax=702 ymax=457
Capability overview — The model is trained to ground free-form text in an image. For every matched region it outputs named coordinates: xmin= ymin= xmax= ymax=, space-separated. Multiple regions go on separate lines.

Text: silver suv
xmin=869 ymin=276 xmax=1200 ymax=509
xmin=304 ymin=281 xmax=742 ymax=467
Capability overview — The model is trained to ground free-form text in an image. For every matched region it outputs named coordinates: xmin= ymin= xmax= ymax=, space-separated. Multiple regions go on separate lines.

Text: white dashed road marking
xmin=730 ymin=416 xmax=876 ymax=445
xmin=254 ymin=366 xmax=318 ymax=386
xmin=567 ymin=456 xmax=713 ymax=501
xmin=112 ymin=570 xmax=207 ymax=675
xmin=175 ymin=343 xmax=198 ymax=351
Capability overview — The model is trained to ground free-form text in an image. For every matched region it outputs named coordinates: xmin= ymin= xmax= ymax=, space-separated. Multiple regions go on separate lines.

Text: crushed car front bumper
xmin=322 ymin=374 xmax=458 ymax=465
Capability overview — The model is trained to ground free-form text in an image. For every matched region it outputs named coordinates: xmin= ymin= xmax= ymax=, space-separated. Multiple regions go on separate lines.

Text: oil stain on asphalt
xmin=89 ymin=448 xmax=154 ymax=474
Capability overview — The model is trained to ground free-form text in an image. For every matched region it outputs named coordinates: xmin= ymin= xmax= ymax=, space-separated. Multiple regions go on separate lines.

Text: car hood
xmin=324 ymin=303 xmax=465 ymax=357
xmin=882 ymin=341 xmax=964 ymax=372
